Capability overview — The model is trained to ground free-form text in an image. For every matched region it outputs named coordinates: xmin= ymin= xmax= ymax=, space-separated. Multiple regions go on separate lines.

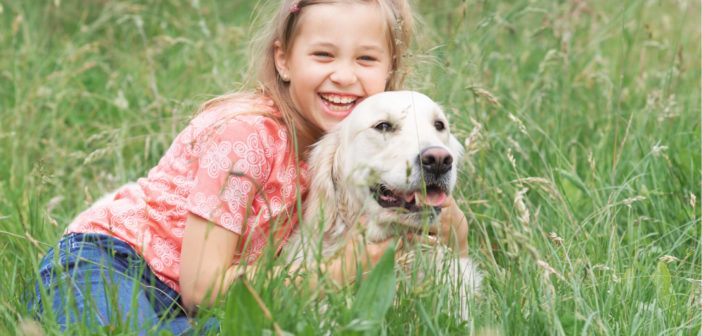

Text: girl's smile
xmin=319 ymin=92 xmax=362 ymax=118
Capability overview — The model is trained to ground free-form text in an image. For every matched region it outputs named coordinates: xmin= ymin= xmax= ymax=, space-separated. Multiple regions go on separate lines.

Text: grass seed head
xmin=651 ymin=144 xmax=669 ymax=156
xmin=537 ymin=259 xmax=566 ymax=282
xmin=45 ymin=211 xmax=58 ymax=227
xmin=508 ymin=113 xmax=528 ymax=135
xmin=658 ymin=255 xmax=679 ymax=263
xmin=470 ymin=87 xmax=502 ymax=107
xmin=621 ymin=196 xmax=646 ymax=208
xmin=83 ymin=148 xmax=109 ymax=165
xmin=463 ymin=118 xmax=485 ymax=157
xmin=516 ymin=177 xmax=560 ymax=200
xmin=690 ymin=192 xmax=696 ymax=209
xmin=546 ymin=231 xmax=564 ymax=246
xmin=507 ymin=148 xmax=516 ymax=169
xmin=514 ymin=188 xmax=530 ymax=231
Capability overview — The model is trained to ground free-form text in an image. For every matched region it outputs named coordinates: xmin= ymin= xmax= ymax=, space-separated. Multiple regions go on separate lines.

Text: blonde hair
xmin=203 ymin=0 xmax=414 ymax=156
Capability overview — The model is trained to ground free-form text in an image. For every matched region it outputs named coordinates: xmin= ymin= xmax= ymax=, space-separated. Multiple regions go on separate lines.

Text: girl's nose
xmin=329 ymin=63 xmax=357 ymax=86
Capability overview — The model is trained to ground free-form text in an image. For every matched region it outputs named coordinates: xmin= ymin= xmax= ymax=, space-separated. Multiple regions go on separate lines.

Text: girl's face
xmin=275 ymin=2 xmax=392 ymax=132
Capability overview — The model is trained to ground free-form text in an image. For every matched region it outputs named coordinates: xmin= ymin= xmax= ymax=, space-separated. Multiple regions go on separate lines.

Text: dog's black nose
xmin=420 ymin=147 xmax=453 ymax=175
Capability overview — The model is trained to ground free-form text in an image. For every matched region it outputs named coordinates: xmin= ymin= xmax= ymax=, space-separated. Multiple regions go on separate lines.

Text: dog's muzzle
xmin=368 ymin=146 xmax=454 ymax=216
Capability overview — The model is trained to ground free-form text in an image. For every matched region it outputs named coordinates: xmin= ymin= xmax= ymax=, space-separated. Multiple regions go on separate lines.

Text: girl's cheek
xmin=365 ymin=69 xmax=390 ymax=87
xmin=375 ymin=75 xmax=390 ymax=92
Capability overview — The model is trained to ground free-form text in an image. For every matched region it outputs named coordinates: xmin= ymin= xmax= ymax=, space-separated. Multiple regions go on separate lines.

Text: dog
xmin=284 ymin=91 xmax=482 ymax=318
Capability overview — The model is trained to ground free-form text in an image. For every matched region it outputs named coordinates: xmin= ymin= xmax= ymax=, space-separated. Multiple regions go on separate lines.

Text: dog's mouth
xmin=370 ymin=184 xmax=447 ymax=213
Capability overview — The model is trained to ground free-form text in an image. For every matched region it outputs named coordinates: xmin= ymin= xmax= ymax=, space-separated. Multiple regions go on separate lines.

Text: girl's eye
xmin=373 ymin=121 xmax=394 ymax=133
xmin=313 ymin=51 xmax=332 ymax=58
xmin=359 ymin=55 xmax=377 ymax=62
xmin=434 ymin=120 xmax=446 ymax=131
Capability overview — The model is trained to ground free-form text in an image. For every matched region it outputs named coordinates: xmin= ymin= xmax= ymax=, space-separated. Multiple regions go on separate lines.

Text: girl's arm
xmin=180 ymin=213 xmax=243 ymax=313
xmin=245 ymin=233 xmax=396 ymax=289
xmin=178 ymin=211 xmax=394 ymax=311
xmin=180 ymin=198 xmax=466 ymax=313
xmin=293 ymin=234 xmax=396 ymax=287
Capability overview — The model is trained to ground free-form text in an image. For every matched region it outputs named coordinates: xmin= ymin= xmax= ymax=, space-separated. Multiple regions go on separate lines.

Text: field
xmin=1 ymin=0 xmax=700 ymax=335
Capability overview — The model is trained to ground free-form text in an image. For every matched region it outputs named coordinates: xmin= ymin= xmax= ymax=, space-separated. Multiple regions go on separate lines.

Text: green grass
xmin=1 ymin=0 xmax=700 ymax=334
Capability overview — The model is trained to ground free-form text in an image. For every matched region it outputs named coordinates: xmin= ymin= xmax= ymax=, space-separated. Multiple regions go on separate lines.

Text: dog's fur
xmin=285 ymin=91 xmax=481 ymax=318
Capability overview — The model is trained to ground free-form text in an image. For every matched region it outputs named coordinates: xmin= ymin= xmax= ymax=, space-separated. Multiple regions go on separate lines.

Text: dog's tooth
xmin=404 ymin=193 xmax=415 ymax=203
xmin=413 ymin=192 xmax=422 ymax=204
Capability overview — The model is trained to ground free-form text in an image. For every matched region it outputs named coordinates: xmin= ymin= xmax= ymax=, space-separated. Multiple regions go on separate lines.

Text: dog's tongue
xmin=414 ymin=190 xmax=447 ymax=207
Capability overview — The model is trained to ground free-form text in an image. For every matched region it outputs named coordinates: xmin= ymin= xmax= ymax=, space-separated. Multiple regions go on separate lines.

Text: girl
xmin=28 ymin=0 xmax=470 ymax=334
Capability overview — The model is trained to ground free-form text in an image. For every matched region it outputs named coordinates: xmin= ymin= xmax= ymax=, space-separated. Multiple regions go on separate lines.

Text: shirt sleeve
xmin=186 ymin=116 xmax=274 ymax=234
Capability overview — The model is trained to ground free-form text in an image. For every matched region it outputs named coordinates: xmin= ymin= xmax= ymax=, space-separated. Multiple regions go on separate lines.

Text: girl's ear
xmin=273 ymin=41 xmax=290 ymax=79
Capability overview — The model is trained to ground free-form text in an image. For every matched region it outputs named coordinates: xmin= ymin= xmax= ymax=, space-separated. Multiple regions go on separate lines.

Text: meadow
xmin=1 ymin=0 xmax=700 ymax=335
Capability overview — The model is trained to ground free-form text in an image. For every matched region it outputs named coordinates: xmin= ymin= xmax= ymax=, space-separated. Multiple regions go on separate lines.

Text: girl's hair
xmin=202 ymin=0 xmax=414 ymax=156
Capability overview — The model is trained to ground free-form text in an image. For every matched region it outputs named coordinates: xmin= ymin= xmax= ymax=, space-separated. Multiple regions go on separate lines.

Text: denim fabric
xmin=27 ymin=233 xmax=218 ymax=335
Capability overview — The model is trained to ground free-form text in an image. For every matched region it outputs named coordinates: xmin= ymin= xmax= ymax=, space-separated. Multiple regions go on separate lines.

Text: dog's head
xmin=306 ymin=91 xmax=463 ymax=241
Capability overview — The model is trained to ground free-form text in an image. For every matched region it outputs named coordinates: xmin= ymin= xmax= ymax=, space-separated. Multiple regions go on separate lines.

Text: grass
xmin=1 ymin=0 xmax=700 ymax=334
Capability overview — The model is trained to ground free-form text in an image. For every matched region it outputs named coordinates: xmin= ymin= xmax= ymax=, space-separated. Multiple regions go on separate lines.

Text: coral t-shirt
xmin=65 ymin=96 xmax=309 ymax=292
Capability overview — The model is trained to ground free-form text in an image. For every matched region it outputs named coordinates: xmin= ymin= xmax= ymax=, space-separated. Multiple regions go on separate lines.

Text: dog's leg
xmin=451 ymin=256 xmax=482 ymax=320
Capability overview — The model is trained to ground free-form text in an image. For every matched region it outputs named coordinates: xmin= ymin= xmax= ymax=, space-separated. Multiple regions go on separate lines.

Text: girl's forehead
xmin=297 ymin=2 xmax=387 ymax=28
xmin=292 ymin=2 xmax=391 ymax=48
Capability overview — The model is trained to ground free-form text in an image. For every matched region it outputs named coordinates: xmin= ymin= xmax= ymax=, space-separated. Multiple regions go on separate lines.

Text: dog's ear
xmin=449 ymin=133 xmax=465 ymax=161
xmin=304 ymin=131 xmax=343 ymax=235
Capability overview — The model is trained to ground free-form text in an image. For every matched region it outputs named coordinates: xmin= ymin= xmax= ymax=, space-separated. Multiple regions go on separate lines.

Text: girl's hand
xmin=406 ymin=196 xmax=469 ymax=256
xmin=323 ymin=228 xmax=397 ymax=285
xmin=439 ymin=196 xmax=470 ymax=256
xmin=343 ymin=233 xmax=397 ymax=269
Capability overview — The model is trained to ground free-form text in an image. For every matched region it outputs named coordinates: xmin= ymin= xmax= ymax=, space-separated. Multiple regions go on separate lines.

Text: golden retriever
xmin=285 ymin=91 xmax=482 ymax=318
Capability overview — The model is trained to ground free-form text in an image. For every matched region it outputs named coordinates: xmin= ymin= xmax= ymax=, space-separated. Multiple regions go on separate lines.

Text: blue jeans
xmin=28 ymin=233 xmax=218 ymax=335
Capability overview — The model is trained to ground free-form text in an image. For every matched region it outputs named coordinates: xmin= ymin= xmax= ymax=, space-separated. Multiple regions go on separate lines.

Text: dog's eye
xmin=434 ymin=120 xmax=446 ymax=131
xmin=373 ymin=121 xmax=394 ymax=133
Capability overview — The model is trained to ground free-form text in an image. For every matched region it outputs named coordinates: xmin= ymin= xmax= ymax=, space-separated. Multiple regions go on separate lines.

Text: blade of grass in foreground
xmin=345 ymin=241 xmax=397 ymax=334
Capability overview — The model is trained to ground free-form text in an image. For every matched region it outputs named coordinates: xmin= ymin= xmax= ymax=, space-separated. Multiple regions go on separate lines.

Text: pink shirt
xmin=65 ymin=96 xmax=309 ymax=292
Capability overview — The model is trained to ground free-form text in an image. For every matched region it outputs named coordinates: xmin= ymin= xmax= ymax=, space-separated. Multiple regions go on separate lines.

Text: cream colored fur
xmin=284 ymin=91 xmax=482 ymax=318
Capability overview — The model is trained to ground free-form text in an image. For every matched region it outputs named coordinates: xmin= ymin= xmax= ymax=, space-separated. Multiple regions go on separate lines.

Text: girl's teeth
xmin=320 ymin=94 xmax=358 ymax=112
xmin=322 ymin=94 xmax=356 ymax=105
